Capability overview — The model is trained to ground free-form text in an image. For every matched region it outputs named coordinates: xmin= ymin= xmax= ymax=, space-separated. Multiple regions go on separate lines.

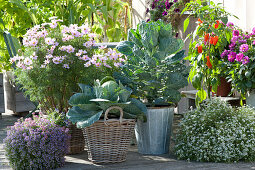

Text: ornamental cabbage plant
xmin=3 ymin=115 xmax=70 ymax=170
xmin=12 ymin=17 xmax=125 ymax=113
xmin=175 ymin=98 xmax=255 ymax=162
xmin=116 ymin=20 xmax=188 ymax=106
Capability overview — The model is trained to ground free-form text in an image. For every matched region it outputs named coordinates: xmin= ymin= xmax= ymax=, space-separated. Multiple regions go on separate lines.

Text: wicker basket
xmin=67 ymin=122 xmax=85 ymax=155
xmin=83 ymin=106 xmax=135 ymax=164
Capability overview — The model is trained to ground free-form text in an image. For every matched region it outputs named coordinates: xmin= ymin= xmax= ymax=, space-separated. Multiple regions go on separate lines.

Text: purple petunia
xmin=229 ymin=43 xmax=236 ymax=51
xmin=152 ymin=2 xmax=155 ymax=9
xmin=174 ymin=0 xmax=178 ymax=2
xmin=236 ymin=53 xmax=244 ymax=62
xmin=252 ymin=27 xmax=255 ymax=34
xmin=228 ymin=52 xmax=236 ymax=62
xmin=242 ymin=56 xmax=249 ymax=64
xmin=239 ymin=44 xmax=249 ymax=53
xmin=174 ymin=8 xmax=180 ymax=13
xmin=162 ymin=11 xmax=168 ymax=16
xmin=233 ymin=30 xmax=240 ymax=37
xmin=226 ymin=22 xmax=234 ymax=27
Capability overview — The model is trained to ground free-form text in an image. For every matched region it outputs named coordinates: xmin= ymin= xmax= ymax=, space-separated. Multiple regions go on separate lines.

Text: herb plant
xmin=116 ymin=20 xmax=188 ymax=106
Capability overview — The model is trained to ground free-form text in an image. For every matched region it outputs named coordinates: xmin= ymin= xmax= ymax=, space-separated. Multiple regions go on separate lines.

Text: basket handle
xmin=104 ymin=106 xmax=123 ymax=126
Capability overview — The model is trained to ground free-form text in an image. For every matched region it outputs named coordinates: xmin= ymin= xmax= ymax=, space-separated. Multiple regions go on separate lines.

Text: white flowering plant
xmin=12 ymin=17 xmax=125 ymax=113
xmin=175 ymin=98 xmax=255 ymax=162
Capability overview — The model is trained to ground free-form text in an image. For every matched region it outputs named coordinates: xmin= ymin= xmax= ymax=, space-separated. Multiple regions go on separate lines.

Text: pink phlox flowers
xmin=95 ymin=62 xmax=101 ymax=67
xmin=46 ymin=54 xmax=53 ymax=59
xmin=88 ymin=33 xmax=97 ymax=38
xmin=52 ymin=56 xmax=62 ymax=64
xmin=30 ymin=39 xmax=38 ymax=47
xmin=79 ymin=55 xmax=90 ymax=61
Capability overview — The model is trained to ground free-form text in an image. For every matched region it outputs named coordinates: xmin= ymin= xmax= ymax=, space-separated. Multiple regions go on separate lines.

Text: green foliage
xmin=116 ymin=20 xmax=188 ymax=106
xmin=67 ymin=77 xmax=147 ymax=128
xmin=175 ymin=98 xmax=255 ymax=162
xmin=46 ymin=111 xmax=69 ymax=127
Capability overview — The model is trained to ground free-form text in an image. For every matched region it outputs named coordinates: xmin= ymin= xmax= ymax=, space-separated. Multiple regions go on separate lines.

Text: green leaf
xmin=195 ymin=89 xmax=207 ymax=106
xmin=164 ymin=89 xmax=182 ymax=104
xmin=221 ymin=17 xmax=228 ymax=24
xmin=167 ymin=72 xmax=188 ymax=90
xmin=67 ymin=106 xmax=103 ymax=128
xmin=165 ymin=50 xmax=185 ymax=64
xmin=116 ymin=41 xmax=134 ymax=56
xmin=183 ymin=17 xmax=190 ymax=33
xmin=68 ymin=93 xmax=94 ymax=106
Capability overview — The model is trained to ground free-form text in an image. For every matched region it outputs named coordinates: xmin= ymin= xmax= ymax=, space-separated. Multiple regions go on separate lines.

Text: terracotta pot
xmin=212 ymin=77 xmax=231 ymax=97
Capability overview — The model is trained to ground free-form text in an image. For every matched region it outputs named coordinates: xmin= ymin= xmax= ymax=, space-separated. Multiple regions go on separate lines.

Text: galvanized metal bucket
xmin=135 ymin=107 xmax=174 ymax=155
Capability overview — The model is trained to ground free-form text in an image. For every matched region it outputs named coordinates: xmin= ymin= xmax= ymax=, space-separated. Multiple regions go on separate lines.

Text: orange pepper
xmin=206 ymin=56 xmax=213 ymax=69
xmin=197 ymin=45 xmax=203 ymax=53
xmin=209 ymin=37 xmax=214 ymax=44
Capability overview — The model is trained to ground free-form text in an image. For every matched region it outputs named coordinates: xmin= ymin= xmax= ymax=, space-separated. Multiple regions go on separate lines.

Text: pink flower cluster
xmin=11 ymin=18 xmax=126 ymax=70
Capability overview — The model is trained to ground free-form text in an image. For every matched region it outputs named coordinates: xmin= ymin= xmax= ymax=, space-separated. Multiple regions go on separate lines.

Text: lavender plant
xmin=11 ymin=17 xmax=125 ymax=113
xmin=3 ymin=115 xmax=70 ymax=170
xmin=175 ymin=98 xmax=255 ymax=162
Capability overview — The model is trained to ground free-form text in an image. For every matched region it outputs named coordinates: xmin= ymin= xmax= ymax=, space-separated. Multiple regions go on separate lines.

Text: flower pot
xmin=83 ymin=106 xmax=135 ymax=163
xmin=246 ymin=90 xmax=255 ymax=108
xmin=212 ymin=77 xmax=231 ymax=97
xmin=135 ymin=107 xmax=174 ymax=155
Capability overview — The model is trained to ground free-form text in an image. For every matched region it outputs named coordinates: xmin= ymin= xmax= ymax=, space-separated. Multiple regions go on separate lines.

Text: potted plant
xmin=115 ymin=20 xmax=188 ymax=155
xmin=181 ymin=1 xmax=236 ymax=105
xmin=66 ymin=77 xmax=147 ymax=163
xmin=220 ymin=27 xmax=255 ymax=107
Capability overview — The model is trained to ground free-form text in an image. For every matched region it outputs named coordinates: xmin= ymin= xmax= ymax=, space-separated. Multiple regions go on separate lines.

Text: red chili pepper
xmin=197 ymin=45 xmax=203 ymax=53
xmin=204 ymin=33 xmax=209 ymax=42
xmin=213 ymin=36 xmax=219 ymax=45
xmin=206 ymin=56 xmax=213 ymax=69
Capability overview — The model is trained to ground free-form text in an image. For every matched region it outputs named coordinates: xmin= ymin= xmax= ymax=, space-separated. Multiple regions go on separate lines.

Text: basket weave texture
xmin=67 ymin=122 xmax=85 ymax=155
xmin=83 ymin=106 xmax=135 ymax=164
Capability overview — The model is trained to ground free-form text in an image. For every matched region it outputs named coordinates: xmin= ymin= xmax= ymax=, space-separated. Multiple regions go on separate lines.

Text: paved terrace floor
xmin=1 ymin=110 xmax=255 ymax=170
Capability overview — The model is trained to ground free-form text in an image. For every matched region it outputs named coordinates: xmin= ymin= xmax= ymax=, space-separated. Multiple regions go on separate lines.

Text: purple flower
xmin=252 ymin=27 xmax=255 ymax=34
xmin=236 ymin=53 xmax=244 ymax=62
xmin=242 ymin=56 xmax=249 ymax=64
xmin=228 ymin=52 xmax=236 ymax=62
xmin=239 ymin=44 xmax=249 ymax=52
xmin=174 ymin=0 xmax=178 ymax=2
xmin=229 ymin=43 xmax=236 ymax=51
xmin=146 ymin=19 xmax=151 ymax=22
xmin=226 ymin=22 xmax=234 ymax=27
xmin=146 ymin=8 xmax=149 ymax=14
xmin=165 ymin=0 xmax=173 ymax=10
xmin=152 ymin=2 xmax=155 ymax=9
xmin=174 ymin=8 xmax=180 ymax=13
xmin=233 ymin=30 xmax=239 ymax=36
xmin=162 ymin=11 xmax=168 ymax=16
xmin=253 ymin=41 xmax=255 ymax=45
xmin=220 ymin=49 xmax=229 ymax=58
xmin=231 ymin=36 xmax=238 ymax=43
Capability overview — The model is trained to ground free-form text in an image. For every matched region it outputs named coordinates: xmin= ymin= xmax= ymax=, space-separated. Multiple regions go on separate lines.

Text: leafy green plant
xmin=67 ymin=77 xmax=147 ymax=128
xmin=115 ymin=20 xmax=188 ymax=106
xmin=175 ymin=98 xmax=255 ymax=162
xmin=183 ymin=0 xmax=236 ymax=105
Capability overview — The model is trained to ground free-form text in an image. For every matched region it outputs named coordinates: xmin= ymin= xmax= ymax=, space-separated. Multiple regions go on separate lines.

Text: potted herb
xmin=66 ymin=77 xmax=147 ymax=163
xmin=115 ymin=20 xmax=188 ymax=154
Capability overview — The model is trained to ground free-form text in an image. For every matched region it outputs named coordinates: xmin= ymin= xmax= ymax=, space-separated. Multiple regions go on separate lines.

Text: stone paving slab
xmin=2 ymin=111 xmax=255 ymax=170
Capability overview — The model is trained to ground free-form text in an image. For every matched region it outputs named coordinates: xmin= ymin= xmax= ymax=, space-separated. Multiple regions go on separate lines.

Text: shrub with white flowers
xmin=12 ymin=17 xmax=125 ymax=113
xmin=175 ymin=98 xmax=255 ymax=162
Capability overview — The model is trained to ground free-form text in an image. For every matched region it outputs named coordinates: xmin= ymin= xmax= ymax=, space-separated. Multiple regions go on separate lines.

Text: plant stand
xmin=83 ymin=106 xmax=135 ymax=164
